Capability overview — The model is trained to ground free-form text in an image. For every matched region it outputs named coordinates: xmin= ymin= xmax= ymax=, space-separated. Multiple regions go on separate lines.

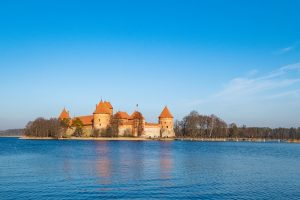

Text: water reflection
xmin=93 ymin=141 xmax=174 ymax=190
xmin=61 ymin=144 xmax=72 ymax=181
xmin=159 ymin=142 xmax=173 ymax=180
xmin=126 ymin=142 xmax=145 ymax=181
xmin=95 ymin=141 xmax=112 ymax=187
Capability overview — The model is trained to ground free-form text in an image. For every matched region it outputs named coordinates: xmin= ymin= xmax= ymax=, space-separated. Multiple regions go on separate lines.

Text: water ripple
xmin=0 ymin=138 xmax=300 ymax=199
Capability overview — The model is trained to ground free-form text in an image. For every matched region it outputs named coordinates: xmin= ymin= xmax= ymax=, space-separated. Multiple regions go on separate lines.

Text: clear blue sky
xmin=0 ymin=0 xmax=300 ymax=129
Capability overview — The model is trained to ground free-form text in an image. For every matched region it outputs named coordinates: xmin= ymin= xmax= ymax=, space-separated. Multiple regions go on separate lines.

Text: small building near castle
xmin=58 ymin=100 xmax=175 ymax=138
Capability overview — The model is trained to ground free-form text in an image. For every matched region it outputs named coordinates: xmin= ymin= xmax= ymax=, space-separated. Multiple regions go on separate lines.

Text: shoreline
xmin=176 ymin=137 xmax=283 ymax=142
xmin=17 ymin=136 xmax=300 ymax=143
xmin=177 ymin=137 xmax=300 ymax=144
xmin=20 ymin=136 xmax=175 ymax=141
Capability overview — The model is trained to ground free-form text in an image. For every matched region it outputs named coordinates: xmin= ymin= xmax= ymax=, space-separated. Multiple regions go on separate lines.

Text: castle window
xmin=167 ymin=126 xmax=169 ymax=128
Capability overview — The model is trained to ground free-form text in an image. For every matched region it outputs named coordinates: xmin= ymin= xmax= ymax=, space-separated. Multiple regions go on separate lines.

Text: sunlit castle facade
xmin=58 ymin=100 xmax=175 ymax=138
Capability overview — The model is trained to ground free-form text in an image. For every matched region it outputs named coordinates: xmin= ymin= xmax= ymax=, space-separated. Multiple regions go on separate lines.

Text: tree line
xmin=24 ymin=111 xmax=300 ymax=140
xmin=174 ymin=111 xmax=300 ymax=140
xmin=24 ymin=117 xmax=62 ymax=138
xmin=23 ymin=115 xmax=122 ymax=138
xmin=0 ymin=129 xmax=23 ymax=136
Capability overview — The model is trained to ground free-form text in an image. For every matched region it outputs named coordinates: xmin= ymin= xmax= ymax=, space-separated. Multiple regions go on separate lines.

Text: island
xmin=23 ymin=100 xmax=175 ymax=140
xmin=21 ymin=99 xmax=300 ymax=143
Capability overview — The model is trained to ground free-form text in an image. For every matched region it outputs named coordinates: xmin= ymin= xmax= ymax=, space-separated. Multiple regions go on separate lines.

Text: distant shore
xmin=16 ymin=136 xmax=300 ymax=143
xmin=0 ymin=135 xmax=22 ymax=138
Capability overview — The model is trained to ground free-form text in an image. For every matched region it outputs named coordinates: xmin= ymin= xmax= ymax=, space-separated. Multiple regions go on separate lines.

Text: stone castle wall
xmin=64 ymin=125 xmax=93 ymax=137
xmin=82 ymin=126 xmax=93 ymax=137
xmin=143 ymin=125 xmax=160 ymax=138
xmin=118 ymin=124 xmax=133 ymax=136
xmin=161 ymin=129 xmax=175 ymax=138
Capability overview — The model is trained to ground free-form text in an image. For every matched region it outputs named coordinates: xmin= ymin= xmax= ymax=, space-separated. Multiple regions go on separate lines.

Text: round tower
xmin=158 ymin=106 xmax=175 ymax=137
xmin=93 ymin=101 xmax=111 ymax=130
xmin=131 ymin=111 xmax=145 ymax=137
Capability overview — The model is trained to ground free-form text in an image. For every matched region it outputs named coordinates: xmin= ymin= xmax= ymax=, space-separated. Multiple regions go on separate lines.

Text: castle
xmin=58 ymin=100 xmax=175 ymax=138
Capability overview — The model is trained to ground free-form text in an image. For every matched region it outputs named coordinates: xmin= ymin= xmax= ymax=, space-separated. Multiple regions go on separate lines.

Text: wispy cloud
xmin=277 ymin=42 xmax=299 ymax=54
xmin=266 ymin=88 xmax=300 ymax=99
xmin=193 ymin=62 xmax=300 ymax=105
xmin=279 ymin=46 xmax=294 ymax=54
xmin=190 ymin=63 xmax=300 ymax=127
xmin=215 ymin=62 xmax=300 ymax=100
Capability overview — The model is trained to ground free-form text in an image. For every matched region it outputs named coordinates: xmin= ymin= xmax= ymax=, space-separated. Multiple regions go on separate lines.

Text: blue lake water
xmin=0 ymin=138 xmax=300 ymax=200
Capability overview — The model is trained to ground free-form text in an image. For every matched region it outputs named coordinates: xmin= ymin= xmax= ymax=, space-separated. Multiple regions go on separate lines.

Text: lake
xmin=0 ymin=137 xmax=299 ymax=199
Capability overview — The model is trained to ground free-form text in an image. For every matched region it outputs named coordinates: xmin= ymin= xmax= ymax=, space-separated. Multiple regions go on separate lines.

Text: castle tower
xmin=131 ymin=111 xmax=145 ymax=137
xmin=59 ymin=108 xmax=70 ymax=120
xmin=159 ymin=106 xmax=175 ymax=137
xmin=103 ymin=101 xmax=113 ymax=115
xmin=93 ymin=101 xmax=112 ymax=130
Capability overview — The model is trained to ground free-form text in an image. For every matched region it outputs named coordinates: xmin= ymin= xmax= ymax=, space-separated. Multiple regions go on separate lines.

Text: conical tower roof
xmin=94 ymin=101 xmax=111 ymax=114
xmin=59 ymin=108 xmax=70 ymax=120
xmin=159 ymin=106 xmax=173 ymax=118
xmin=104 ymin=101 xmax=113 ymax=109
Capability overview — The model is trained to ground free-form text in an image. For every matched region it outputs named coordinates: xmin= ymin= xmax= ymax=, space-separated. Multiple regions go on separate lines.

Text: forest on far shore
xmin=0 ymin=129 xmax=23 ymax=137
xmin=174 ymin=111 xmax=300 ymax=140
xmin=20 ymin=110 xmax=300 ymax=140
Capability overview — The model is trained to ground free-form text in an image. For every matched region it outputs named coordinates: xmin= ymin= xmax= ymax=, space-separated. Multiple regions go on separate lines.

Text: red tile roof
xmin=159 ymin=106 xmax=173 ymax=118
xmin=73 ymin=115 xmax=93 ymax=126
xmin=94 ymin=101 xmax=111 ymax=114
xmin=59 ymin=108 xmax=70 ymax=120
xmin=104 ymin=101 xmax=113 ymax=109
xmin=115 ymin=111 xmax=130 ymax=119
